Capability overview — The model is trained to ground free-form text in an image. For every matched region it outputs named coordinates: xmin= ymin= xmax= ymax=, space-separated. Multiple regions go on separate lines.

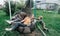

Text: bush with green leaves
xmin=3 ymin=1 xmax=26 ymax=16
xmin=3 ymin=1 xmax=16 ymax=16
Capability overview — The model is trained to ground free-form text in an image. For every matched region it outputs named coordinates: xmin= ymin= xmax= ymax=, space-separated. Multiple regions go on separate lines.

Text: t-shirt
xmin=23 ymin=17 xmax=32 ymax=26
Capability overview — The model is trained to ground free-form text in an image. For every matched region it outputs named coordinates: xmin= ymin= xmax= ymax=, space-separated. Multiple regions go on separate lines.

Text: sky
xmin=0 ymin=0 xmax=4 ymax=5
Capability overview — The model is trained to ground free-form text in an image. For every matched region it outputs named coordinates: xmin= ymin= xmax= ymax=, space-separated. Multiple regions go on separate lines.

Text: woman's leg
xmin=5 ymin=22 xmax=26 ymax=31
xmin=11 ymin=22 xmax=26 ymax=30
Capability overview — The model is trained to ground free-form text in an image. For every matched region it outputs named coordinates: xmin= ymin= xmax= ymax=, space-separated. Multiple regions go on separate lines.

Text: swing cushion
xmin=17 ymin=23 xmax=35 ymax=34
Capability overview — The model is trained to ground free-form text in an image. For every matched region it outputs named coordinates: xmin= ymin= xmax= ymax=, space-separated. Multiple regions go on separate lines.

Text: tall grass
xmin=0 ymin=10 xmax=60 ymax=36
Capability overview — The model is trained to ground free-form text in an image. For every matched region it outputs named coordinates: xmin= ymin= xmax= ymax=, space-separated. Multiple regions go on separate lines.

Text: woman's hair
xmin=25 ymin=0 xmax=33 ymax=8
xmin=19 ymin=12 xmax=27 ymax=19
xmin=20 ymin=12 xmax=27 ymax=17
xmin=21 ymin=0 xmax=33 ymax=16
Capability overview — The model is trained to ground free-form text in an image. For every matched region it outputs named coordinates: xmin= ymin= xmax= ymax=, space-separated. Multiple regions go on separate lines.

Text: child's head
xmin=20 ymin=12 xmax=27 ymax=16
xmin=38 ymin=16 xmax=43 ymax=20
xmin=19 ymin=12 xmax=27 ymax=19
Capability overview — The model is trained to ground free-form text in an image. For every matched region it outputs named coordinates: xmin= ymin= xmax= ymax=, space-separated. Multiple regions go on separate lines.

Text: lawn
xmin=0 ymin=10 xmax=60 ymax=36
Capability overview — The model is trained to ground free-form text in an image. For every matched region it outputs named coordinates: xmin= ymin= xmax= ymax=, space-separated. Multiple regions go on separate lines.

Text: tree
xmin=3 ymin=1 xmax=16 ymax=16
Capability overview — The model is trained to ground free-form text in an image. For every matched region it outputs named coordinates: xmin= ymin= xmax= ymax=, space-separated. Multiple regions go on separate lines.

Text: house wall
xmin=33 ymin=0 xmax=59 ymax=10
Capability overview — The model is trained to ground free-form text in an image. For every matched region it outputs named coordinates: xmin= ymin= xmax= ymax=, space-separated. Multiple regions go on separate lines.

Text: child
xmin=38 ymin=16 xmax=48 ymax=30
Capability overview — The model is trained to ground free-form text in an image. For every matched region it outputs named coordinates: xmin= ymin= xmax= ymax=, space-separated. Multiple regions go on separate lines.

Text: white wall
xmin=46 ymin=0 xmax=58 ymax=3
xmin=46 ymin=0 xmax=60 ymax=5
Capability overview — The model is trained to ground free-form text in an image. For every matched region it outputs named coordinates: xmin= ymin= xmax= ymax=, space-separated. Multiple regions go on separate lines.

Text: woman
xmin=5 ymin=14 xmax=35 ymax=31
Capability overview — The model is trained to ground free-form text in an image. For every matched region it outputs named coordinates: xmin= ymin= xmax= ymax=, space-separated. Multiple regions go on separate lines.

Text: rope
xmin=36 ymin=24 xmax=46 ymax=36
xmin=33 ymin=0 xmax=36 ymax=17
xmin=33 ymin=0 xmax=46 ymax=36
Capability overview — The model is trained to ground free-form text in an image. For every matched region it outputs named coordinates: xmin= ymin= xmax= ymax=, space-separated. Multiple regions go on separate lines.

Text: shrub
xmin=3 ymin=1 xmax=16 ymax=16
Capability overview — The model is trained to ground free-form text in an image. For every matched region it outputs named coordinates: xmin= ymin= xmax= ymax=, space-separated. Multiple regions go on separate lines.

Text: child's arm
xmin=20 ymin=17 xmax=27 ymax=23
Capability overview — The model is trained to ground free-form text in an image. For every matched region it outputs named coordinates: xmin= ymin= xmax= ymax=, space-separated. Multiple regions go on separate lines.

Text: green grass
xmin=0 ymin=10 xmax=60 ymax=36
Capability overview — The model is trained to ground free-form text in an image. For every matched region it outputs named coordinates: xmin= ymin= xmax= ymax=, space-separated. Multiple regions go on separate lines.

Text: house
xmin=46 ymin=0 xmax=59 ymax=10
xmin=33 ymin=0 xmax=46 ymax=9
xmin=33 ymin=0 xmax=59 ymax=10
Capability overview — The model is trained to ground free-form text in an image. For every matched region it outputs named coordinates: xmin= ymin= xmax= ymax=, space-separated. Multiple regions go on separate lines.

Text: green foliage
xmin=3 ymin=1 xmax=26 ymax=16
xmin=3 ymin=1 xmax=16 ymax=16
